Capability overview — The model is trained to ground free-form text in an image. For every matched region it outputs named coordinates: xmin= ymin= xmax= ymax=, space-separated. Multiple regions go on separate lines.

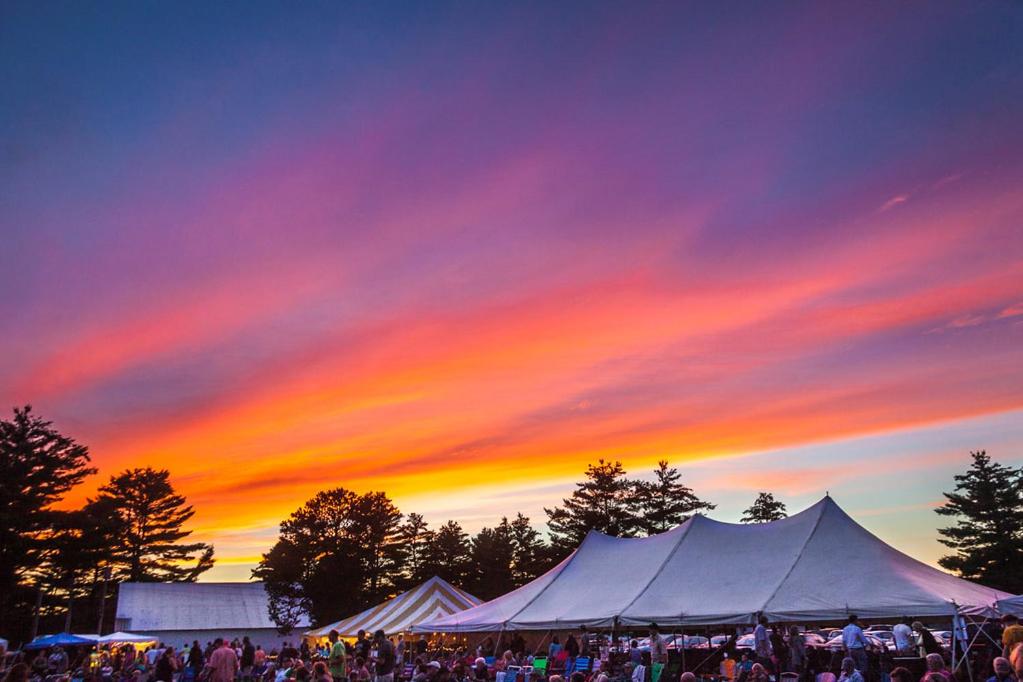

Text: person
xmin=788 ymin=626 xmax=806 ymax=675
xmin=255 ymin=646 xmax=267 ymax=670
xmin=375 ymin=630 xmax=396 ymax=682
xmin=771 ymin=627 xmax=789 ymax=673
xmin=569 ymin=673 xmax=585 ymax=682
xmin=593 ymin=660 xmax=610 ymax=682
xmin=754 ymin=617 xmax=773 ymax=670
xmin=396 ymin=636 xmax=405 ymax=668
xmin=49 ymin=646 xmax=70 ymax=674
xmin=842 ymin=615 xmax=870 ymax=676
xmin=155 ymin=647 xmax=178 ymax=682
xmin=328 ymin=631 xmax=347 ymax=682
xmin=720 ymin=653 xmax=737 ymax=681
xmin=649 ymin=625 xmax=667 ymax=665
xmin=912 ymin=623 xmax=943 ymax=657
xmin=352 ymin=658 xmax=371 ymax=682
xmin=207 ymin=638 xmax=240 ymax=682
xmin=2 ymin=663 xmax=29 ymax=682
xmin=311 ymin=662 xmax=332 ymax=682
xmin=564 ymin=635 xmax=579 ymax=660
xmin=838 ymin=658 xmax=864 ymax=682
xmin=549 ymin=637 xmax=562 ymax=660
xmin=417 ymin=637 xmax=429 ymax=658
xmin=680 ymin=674 xmax=697 ymax=682
xmin=921 ymin=654 xmax=949 ymax=682
xmin=893 ymin=619 xmax=915 ymax=655
xmin=629 ymin=640 xmax=642 ymax=666
xmin=988 ymin=657 xmax=1017 ymax=682
xmin=188 ymin=640 xmax=204 ymax=674
xmin=1004 ymin=616 xmax=1023 ymax=659
xmin=890 ymin=667 xmax=914 ymax=682
xmin=748 ymin=663 xmax=771 ymax=682
xmin=240 ymin=638 xmax=255 ymax=682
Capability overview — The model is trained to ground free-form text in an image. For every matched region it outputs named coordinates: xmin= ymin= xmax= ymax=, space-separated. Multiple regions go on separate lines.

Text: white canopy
xmin=414 ymin=497 xmax=1012 ymax=631
xmin=308 ymin=576 xmax=481 ymax=638
xmin=97 ymin=632 xmax=158 ymax=644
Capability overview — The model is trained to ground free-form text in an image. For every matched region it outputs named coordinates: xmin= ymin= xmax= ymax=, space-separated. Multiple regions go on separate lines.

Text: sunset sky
xmin=2 ymin=2 xmax=1022 ymax=581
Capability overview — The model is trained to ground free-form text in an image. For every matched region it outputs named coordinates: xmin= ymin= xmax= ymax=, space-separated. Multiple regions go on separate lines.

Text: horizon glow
xmin=1 ymin=2 xmax=1022 ymax=582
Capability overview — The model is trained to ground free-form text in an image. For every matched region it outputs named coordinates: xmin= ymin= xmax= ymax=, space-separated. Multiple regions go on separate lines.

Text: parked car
xmin=710 ymin=635 xmax=731 ymax=648
xmin=823 ymin=633 xmax=887 ymax=651
xmin=734 ymin=632 xmax=826 ymax=651
xmin=865 ymin=625 xmax=894 ymax=633
xmin=867 ymin=630 xmax=896 ymax=650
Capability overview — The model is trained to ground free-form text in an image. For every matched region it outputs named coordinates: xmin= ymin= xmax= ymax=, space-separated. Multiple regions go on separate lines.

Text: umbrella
xmin=97 ymin=632 xmax=157 ymax=645
xmin=24 ymin=633 xmax=97 ymax=649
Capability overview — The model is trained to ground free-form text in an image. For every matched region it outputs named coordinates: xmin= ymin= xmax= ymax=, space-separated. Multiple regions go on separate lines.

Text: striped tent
xmin=308 ymin=576 xmax=480 ymax=638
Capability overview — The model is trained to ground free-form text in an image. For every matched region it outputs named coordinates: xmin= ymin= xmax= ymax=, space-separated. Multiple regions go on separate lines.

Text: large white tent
xmin=414 ymin=497 xmax=1013 ymax=631
xmin=308 ymin=577 xmax=481 ymax=638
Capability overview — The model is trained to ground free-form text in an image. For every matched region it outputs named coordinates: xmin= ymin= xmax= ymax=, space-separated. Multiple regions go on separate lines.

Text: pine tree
xmin=634 ymin=460 xmax=715 ymax=534
xmin=89 ymin=467 xmax=214 ymax=582
xmin=469 ymin=522 xmax=515 ymax=599
xmin=936 ymin=451 xmax=1023 ymax=593
xmin=424 ymin=521 xmax=471 ymax=587
xmin=351 ymin=491 xmax=404 ymax=601
xmin=740 ymin=492 xmax=787 ymax=523
xmin=398 ymin=513 xmax=434 ymax=586
xmin=0 ymin=406 xmax=96 ymax=635
xmin=545 ymin=459 xmax=640 ymax=554
xmin=508 ymin=513 xmax=549 ymax=585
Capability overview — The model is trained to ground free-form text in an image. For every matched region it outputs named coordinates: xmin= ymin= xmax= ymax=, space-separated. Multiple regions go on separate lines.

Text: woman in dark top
xmin=154 ymin=647 xmax=178 ymax=682
xmin=189 ymin=641 xmax=204 ymax=673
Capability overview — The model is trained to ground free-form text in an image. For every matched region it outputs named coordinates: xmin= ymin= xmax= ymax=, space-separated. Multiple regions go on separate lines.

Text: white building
xmin=115 ymin=582 xmax=309 ymax=650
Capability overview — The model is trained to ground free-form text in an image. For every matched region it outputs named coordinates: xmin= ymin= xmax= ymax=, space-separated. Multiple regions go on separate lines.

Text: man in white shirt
xmin=842 ymin=615 xmax=869 ymax=674
xmin=893 ymin=619 xmax=914 ymax=654
xmin=754 ymin=616 xmax=773 ymax=669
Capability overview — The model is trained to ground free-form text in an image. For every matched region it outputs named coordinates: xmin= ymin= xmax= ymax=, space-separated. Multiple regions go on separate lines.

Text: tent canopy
xmin=309 ymin=577 xmax=481 ymax=638
xmin=998 ymin=596 xmax=1023 ymax=617
xmin=25 ymin=633 xmax=97 ymax=649
xmin=97 ymin=632 xmax=158 ymax=644
xmin=414 ymin=497 xmax=1013 ymax=632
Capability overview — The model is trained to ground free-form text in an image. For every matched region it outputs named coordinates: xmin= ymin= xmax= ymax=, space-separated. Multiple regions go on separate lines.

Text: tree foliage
xmin=634 ymin=460 xmax=715 ymax=534
xmin=0 ymin=406 xmax=96 ymax=632
xmin=88 ymin=467 xmax=214 ymax=582
xmin=936 ymin=451 xmax=1023 ymax=593
xmin=545 ymin=459 xmax=640 ymax=554
xmin=254 ymin=487 xmax=404 ymax=627
xmin=741 ymin=492 xmax=788 ymax=524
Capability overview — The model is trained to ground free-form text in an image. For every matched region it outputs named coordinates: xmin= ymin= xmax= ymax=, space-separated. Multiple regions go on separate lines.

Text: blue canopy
xmin=24 ymin=633 xmax=96 ymax=649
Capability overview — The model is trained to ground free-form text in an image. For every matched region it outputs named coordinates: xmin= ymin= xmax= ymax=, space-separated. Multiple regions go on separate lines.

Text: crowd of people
xmin=2 ymin=614 xmax=1021 ymax=682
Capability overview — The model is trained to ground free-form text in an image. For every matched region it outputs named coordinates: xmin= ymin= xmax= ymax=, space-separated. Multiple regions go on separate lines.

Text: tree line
xmin=0 ymin=407 xmax=214 ymax=645
xmin=2 ymin=406 xmax=1021 ymax=641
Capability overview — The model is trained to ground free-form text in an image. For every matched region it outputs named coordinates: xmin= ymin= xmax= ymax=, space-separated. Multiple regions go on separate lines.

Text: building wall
xmin=130 ymin=628 xmax=309 ymax=651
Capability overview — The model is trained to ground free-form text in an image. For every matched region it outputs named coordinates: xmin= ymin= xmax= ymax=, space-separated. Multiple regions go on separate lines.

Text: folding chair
xmin=574 ymin=657 xmax=591 ymax=673
xmin=531 ymin=657 xmax=548 ymax=679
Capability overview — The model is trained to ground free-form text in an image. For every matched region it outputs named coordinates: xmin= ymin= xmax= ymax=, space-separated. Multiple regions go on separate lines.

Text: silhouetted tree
xmin=469 ymin=521 xmax=515 ymax=600
xmin=634 ymin=460 xmax=715 ymax=534
xmin=936 ymin=451 xmax=1023 ymax=593
xmin=508 ymin=513 xmax=549 ymax=585
xmin=741 ymin=492 xmax=788 ymax=524
xmin=88 ymin=467 xmax=214 ymax=582
xmin=0 ymin=406 xmax=96 ymax=637
xmin=255 ymin=488 xmax=404 ymax=627
xmin=424 ymin=521 xmax=471 ymax=587
xmin=398 ymin=513 xmax=434 ymax=587
xmin=545 ymin=459 xmax=640 ymax=555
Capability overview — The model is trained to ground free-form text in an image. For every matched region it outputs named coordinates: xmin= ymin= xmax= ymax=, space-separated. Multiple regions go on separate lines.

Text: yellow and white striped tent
xmin=307 ymin=576 xmax=480 ymax=638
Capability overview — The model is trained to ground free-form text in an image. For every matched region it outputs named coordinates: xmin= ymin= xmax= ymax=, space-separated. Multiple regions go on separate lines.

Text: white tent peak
xmin=413 ymin=496 xmax=1015 ymax=632
xmin=307 ymin=576 xmax=481 ymax=638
